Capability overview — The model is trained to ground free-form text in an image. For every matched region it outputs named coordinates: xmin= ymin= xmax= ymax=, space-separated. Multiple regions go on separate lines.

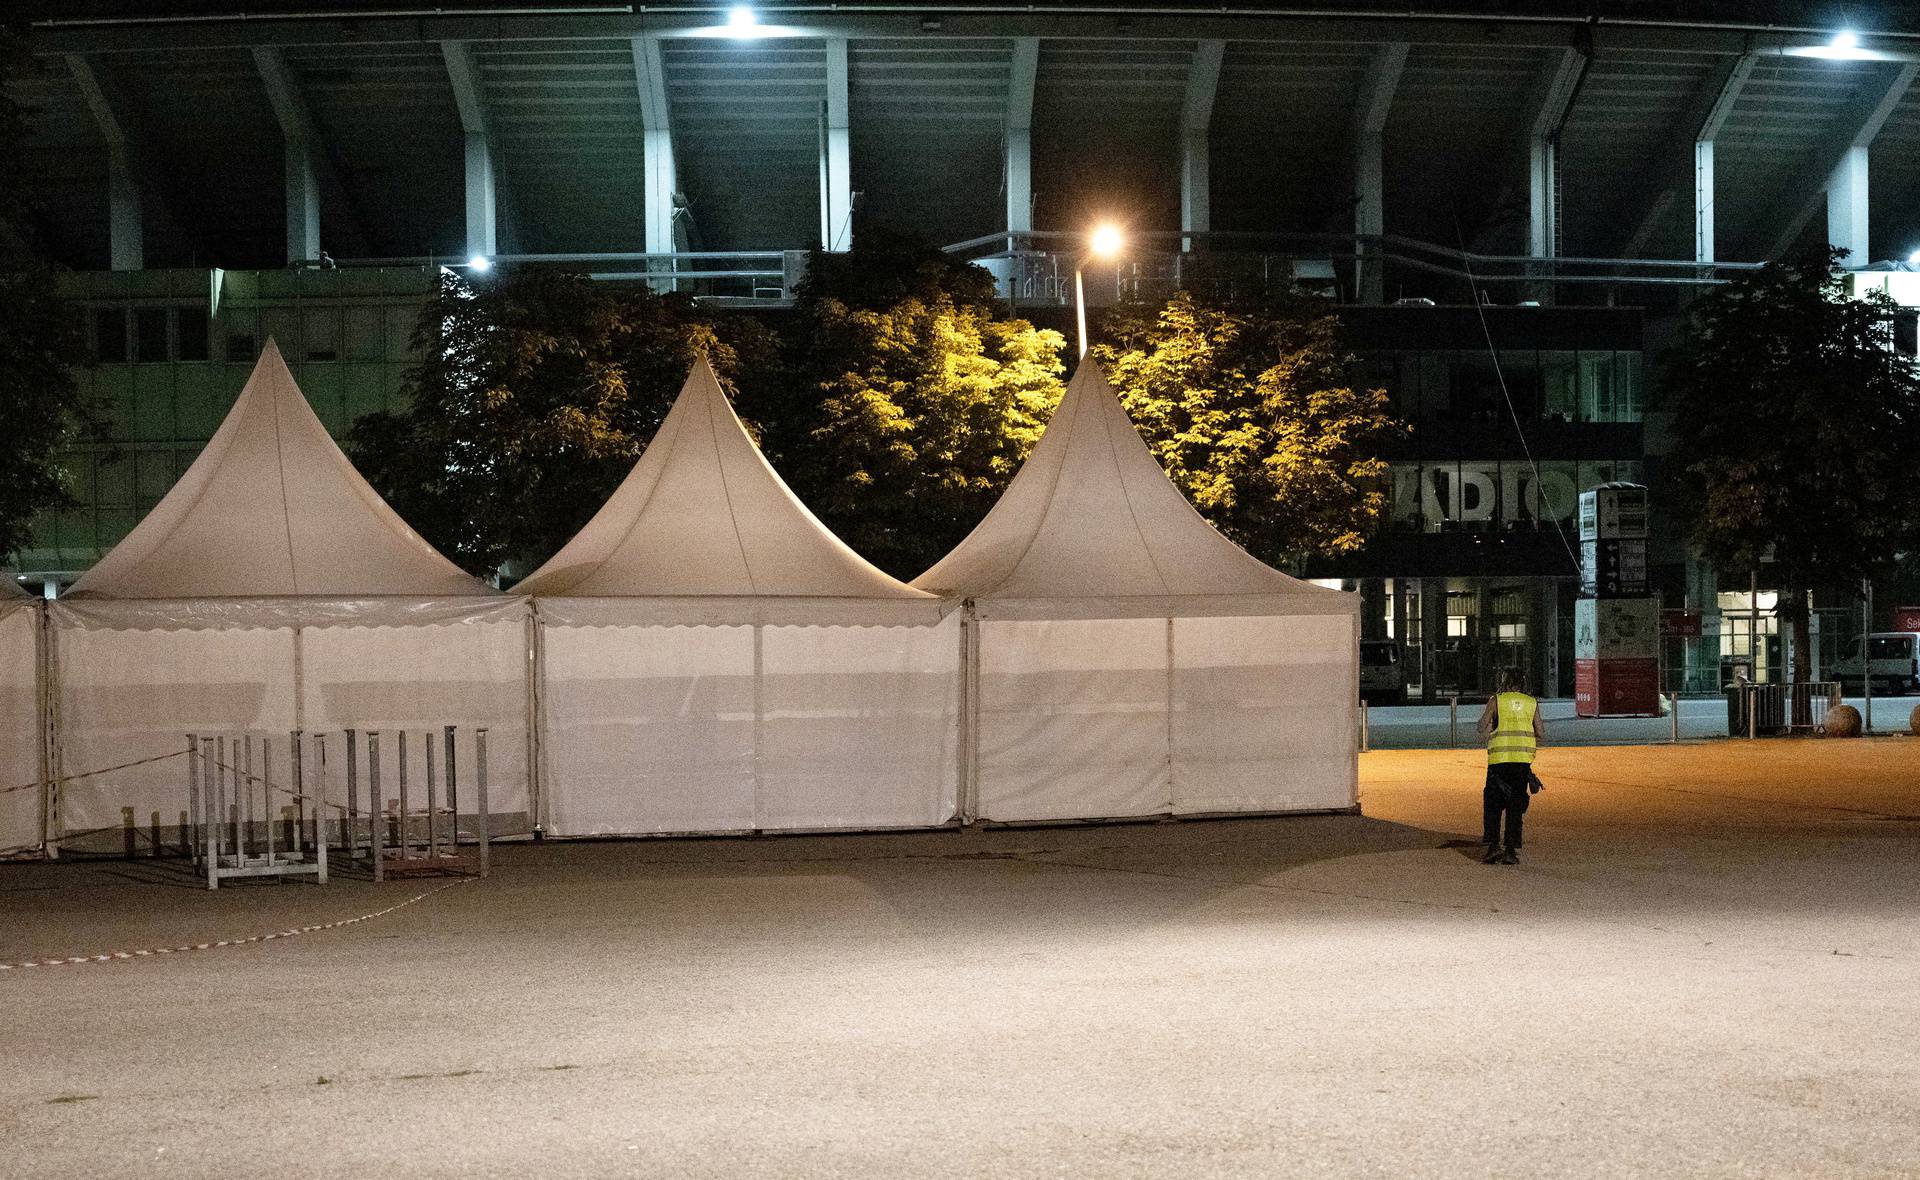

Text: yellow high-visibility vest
xmin=1487 ymin=692 xmax=1538 ymax=765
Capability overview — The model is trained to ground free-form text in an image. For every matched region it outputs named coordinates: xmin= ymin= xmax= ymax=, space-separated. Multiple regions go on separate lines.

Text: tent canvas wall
xmin=520 ymin=360 xmax=959 ymax=836
xmin=1 ymin=590 xmax=46 ymax=855
xmin=916 ymin=361 xmax=1360 ymax=823
xmin=50 ymin=342 xmax=531 ymax=851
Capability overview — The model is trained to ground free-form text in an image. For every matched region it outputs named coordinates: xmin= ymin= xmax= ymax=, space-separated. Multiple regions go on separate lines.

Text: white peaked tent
xmin=51 ymin=341 xmax=531 ymax=849
xmin=915 ymin=360 xmax=1360 ymax=823
xmin=1 ymin=580 xmax=46 ymax=854
xmin=522 ymin=358 xmax=959 ymax=835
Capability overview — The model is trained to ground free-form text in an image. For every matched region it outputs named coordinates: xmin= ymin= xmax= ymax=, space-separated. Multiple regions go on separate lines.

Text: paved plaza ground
xmin=3 ymin=738 xmax=1918 ymax=1178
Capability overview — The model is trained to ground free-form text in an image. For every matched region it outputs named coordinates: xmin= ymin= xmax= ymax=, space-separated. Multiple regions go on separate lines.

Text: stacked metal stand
xmin=186 ymin=725 xmax=492 ymax=889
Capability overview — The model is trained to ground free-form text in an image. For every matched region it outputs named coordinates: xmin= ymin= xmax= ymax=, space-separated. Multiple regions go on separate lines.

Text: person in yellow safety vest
xmin=1476 ymin=666 xmax=1546 ymax=865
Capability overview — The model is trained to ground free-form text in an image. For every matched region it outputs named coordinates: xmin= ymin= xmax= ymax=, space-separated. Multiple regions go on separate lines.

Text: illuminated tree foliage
xmin=744 ymin=230 xmax=1068 ymax=579
xmin=0 ymin=21 xmax=90 ymax=566
xmin=1093 ymin=290 xmax=1405 ymax=568
xmin=1662 ymin=245 xmax=1920 ymax=684
xmin=350 ymin=270 xmax=774 ymax=578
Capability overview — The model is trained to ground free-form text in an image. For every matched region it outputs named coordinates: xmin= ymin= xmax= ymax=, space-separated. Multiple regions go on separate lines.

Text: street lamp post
xmin=1076 ymin=223 xmax=1125 ymax=359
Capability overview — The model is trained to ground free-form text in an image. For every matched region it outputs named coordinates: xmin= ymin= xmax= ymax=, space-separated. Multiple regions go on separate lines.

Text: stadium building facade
xmin=12 ymin=2 xmax=1920 ymax=697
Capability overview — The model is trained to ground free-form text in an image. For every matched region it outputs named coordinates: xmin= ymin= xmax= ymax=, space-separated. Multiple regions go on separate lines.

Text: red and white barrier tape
xmin=0 ymin=877 xmax=473 ymax=972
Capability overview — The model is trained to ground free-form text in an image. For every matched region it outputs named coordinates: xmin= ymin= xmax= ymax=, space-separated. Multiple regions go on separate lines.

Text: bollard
xmin=312 ymin=731 xmax=329 ymax=853
xmin=444 ymin=725 xmax=459 ymax=848
xmin=475 ymin=727 xmax=490 ymax=879
xmin=1448 ymin=695 xmax=1459 ymax=749
xmin=202 ymin=737 xmax=219 ymax=888
xmin=1359 ymin=700 xmax=1370 ymax=753
xmin=121 ymin=806 xmax=136 ymax=860
xmin=397 ymin=730 xmax=411 ymax=859
xmin=1671 ymin=691 xmax=1680 ymax=744
xmin=263 ymin=734 xmax=276 ymax=863
xmin=1748 ymin=687 xmax=1757 ymax=741
xmin=368 ymin=731 xmax=384 ymax=883
xmin=345 ymin=729 xmax=360 ymax=854
xmin=425 ymin=731 xmax=439 ymax=860
xmin=290 ymin=729 xmax=304 ymax=858
xmin=186 ymin=734 xmax=201 ymax=861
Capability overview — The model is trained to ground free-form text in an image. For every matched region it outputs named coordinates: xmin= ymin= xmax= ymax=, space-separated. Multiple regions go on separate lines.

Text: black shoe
xmin=1481 ymin=844 xmax=1503 ymax=864
xmin=1499 ymin=848 xmax=1519 ymax=865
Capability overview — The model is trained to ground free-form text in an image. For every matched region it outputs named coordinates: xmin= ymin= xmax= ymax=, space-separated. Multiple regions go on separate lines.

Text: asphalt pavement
xmin=3 ymin=739 xmax=1917 ymax=1178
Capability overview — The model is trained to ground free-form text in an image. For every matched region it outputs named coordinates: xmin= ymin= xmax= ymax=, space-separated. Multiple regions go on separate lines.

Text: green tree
xmin=350 ymin=269 xmax=773 ymax=578
xmin=0 ymin=21 xmax=90 ymax=567
xmin=1662 ymin=245 xmax=1920 ymax=686
xmin=1093 ymin=290 xmax=1405 ymax=567
xmin=750 ymin=230 xmax=1068 ymax=579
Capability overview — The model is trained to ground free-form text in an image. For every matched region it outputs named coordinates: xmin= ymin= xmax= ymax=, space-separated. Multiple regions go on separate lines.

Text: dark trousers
xmin=1482 ymin=763 xmax=1531 ymax=848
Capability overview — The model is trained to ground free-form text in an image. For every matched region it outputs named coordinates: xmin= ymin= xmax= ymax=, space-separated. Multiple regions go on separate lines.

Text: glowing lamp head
xmin=1909 ymin=249 xmax=1920 ymax=265
xmin=467 ymin=255 xmax=492 ymax=273
xmin=728 ymin=5 xmax=758 ymax=30
xmin=1832 ymin=29 xmax=1859 ymax=50
xmin=1088 ymin=223 xmax=1125 ymax=260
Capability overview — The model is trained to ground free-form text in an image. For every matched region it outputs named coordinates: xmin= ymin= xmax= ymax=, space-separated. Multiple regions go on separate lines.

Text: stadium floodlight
xmin=468 ymin=255 xmax=492 ymax=272
xmin=1075 ymin=222 xmax=1128 ymax=359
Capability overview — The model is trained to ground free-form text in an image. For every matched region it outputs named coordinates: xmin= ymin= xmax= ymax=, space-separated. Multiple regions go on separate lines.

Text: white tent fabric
xmin=1 ymin=596 xmax=44 ymax=854
xmin=915 ymin=361 xmax=1360 ymax=823
xmin=523 ymin=359 xmax=959 ymax=836
xmin=50 ymin=343 xmax=530 ymax=849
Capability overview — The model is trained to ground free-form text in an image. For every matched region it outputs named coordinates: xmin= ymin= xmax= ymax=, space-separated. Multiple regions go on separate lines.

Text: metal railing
xmin=943 ymin=229 xmax=1766 ymax=307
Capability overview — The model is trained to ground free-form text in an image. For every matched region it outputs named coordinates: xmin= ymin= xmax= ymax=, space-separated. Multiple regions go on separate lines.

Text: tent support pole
xmin=43 ymin=606 xmax=62 ymax=859
xmin=525 ymin=603 xmax=543 ymax=838
xmin=959 ymin=602 xmax=980 ymax=825
xmin=1164 ymin=617 xmax=1176 ymax=818
xmin=35 ymin=605 xmax=53 ymax=857
xmin=751 ymin=624 xmax=765 ymax=833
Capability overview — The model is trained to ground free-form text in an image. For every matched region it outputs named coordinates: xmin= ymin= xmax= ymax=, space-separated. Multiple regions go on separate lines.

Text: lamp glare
xmin=468 ymin=255 xmax=492 ymax=272
xmin=1089 ymin=223 xmax=1124 ymax=259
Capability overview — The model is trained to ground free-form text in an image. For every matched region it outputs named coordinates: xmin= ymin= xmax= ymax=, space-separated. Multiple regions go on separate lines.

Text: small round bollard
xmin=1909 ymin=704 xmax=1920 ymax=736
xmin=1825 ymin=704 xmax=1862 ymax=738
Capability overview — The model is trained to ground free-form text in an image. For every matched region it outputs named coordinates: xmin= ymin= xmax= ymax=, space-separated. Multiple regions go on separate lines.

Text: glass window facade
xmin=20 ymin=268 xmax=435 ymax=575
xmin=1360 ymin=348 xmax=1643 ymax=425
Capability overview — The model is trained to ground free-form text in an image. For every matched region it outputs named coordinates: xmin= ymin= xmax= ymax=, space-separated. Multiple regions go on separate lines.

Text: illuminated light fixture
xmin=1088 ymin=222 xmax=1125 ymax=260
xmin=1075 ymin=223 xmax=1127 ymax=358
xmin=1908 ymin=249 xmax=1920 ymax=265
xmin=1786 ymin=29 xmax=1884 ymax=60
xmin=728 ymin=5 xmax=757 ymax=31
xmin=468 ymin=255 xmax=492 ymax=272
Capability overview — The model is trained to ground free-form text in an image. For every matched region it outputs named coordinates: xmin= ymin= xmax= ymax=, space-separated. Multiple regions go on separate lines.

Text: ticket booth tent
xmin=914 ymin=361 xmax=1361 ymax=823
xmin=520 ymin=359 xmax=958 ymax=836
xmin=49 ymin=342 xmax=531 ymax=852
xmin=1 ymin=580 xmax=46 ymax=855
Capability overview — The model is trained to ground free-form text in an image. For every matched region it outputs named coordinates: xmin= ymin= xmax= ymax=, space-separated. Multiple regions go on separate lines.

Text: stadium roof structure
xmin=14 ymin=1 xmax=1920 ymax=275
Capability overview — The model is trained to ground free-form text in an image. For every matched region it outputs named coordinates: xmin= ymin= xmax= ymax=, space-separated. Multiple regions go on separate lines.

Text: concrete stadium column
xmin=1765 ymin=63 xmax=1917 ymax=261
xmin=631 ymin=37 xmax=678 ymax=264
xmin=1005 ymin=38 xmax=1039 ymax=237
xmin=820 ymin=38 xmax=853 ymax=251
xmin=1691 ymin=57 xmax=1753 ymax=266
xmin=1524 ymin=49 xmax=1586 ymax=281
xmin=66 ymin=56 xmax=146 ymax=271
xmin=254 ymin=46 xmax=324 ymax=264
xmin=1180 ymin=40 xmax=1224 ymax=252
xmin=442 ymin=42 xmax=499 ymax=261
xmin=1351 ymin=44 xmax=1407 ymax=304
xmin=1826 ymin=147 xmax=1870 ymax=261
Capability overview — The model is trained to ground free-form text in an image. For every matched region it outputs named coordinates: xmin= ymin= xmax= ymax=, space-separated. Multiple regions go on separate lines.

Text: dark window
xmin=227 ymin=332 xmax=258 ymax=360
xmin=93 ymin=307 xmax=128 ymax=363
xmin=135 ymin=308 xmax=170 ymax=362
xmin=175 ymin=307 xmax=210 ymax=361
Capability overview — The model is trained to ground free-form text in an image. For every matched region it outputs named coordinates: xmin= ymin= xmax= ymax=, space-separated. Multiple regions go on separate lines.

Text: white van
xmin=1832 ymin=632 xmax=1920 ymax=696
xmin=1359 ymin=640 xmax=1406 ymax=705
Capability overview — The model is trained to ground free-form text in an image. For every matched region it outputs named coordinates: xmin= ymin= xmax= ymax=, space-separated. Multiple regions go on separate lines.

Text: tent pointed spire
xmin=914 ymin=359 xmax=1351 ymax=612
xmin=70 ymin=340 xmax=487 ymax=599
xmin=516 ymin=359 xmax=931 ymax=600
